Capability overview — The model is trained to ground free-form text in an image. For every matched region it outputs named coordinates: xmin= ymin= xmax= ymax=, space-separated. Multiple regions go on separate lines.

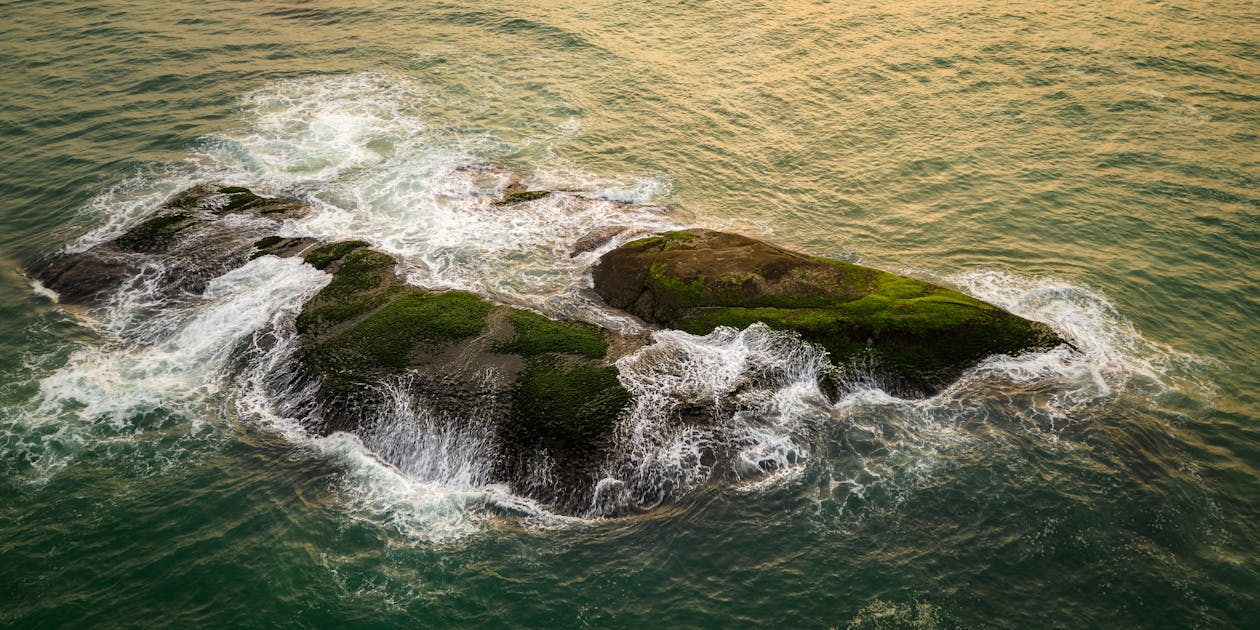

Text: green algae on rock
xmin=495 ymin=310 xmax=630 ymax=449
xmin=114 ymin=212 xmax=198 ymax=252
xmin=508 ymin=355 xmax=632 ymax=449
xmin=592 ymin=229 xmax=1066 ymax=395
xmin=495 ymin=190 xmax=551 ymax=205
xmin=114 ymin=184 xmax=311 ymax=254
xmin=494 ymin=308 xmax=609 ymax=359
xmin=33 ymin=184 xmax=314 ymax=307
xmin=167 ymin=183 xmax=307 ymax=216
xmin=34 ymin=182 xmax=642 ymax=515
xmin=292 ymin=240 xmax=636 ymax=474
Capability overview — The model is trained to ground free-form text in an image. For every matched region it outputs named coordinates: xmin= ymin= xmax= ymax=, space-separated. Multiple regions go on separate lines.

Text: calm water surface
xmin=1 ymin=1 xmax=1258 ymax=627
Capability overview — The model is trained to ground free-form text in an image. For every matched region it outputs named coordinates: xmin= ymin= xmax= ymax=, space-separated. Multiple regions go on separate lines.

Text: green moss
xmin=627 ymin=230 xmax=1064 ymax=391
xmin=495 ymin=309 xmax=608 ymax=359
xmin=315 ymin=248 xmax=395 ymax=300
xmin=115 ymin=213 xmax=196 ymax=252
xmin=218 ymin=186 xmax=251 ymax=194
xmin=297 ymin=245 xmax=398 ymax=335
xmin=494 ymin=308 xmax=629 ymax=450
xmin=659 ymin=230 xmax=697 ymax=249
xmin=625 ymin=230 xmax=698 ymax=252
xmin=674 ymin=294 xmax=1000 ymax=342
xmin=649 ymin=262 xmax=710 ymax=302
xmin=308 ymin=290 xmax=494 ymax=390
xmin=296 ymin=284 xmax=403 ymax=335
xmin=497 ymin=190 xmax=551 ymax=205
xmin=508 ymin=355 xmax=632 ymax=449
xmin=254 ymin=236 xmax=283 ymax=250
xmin=673 ymin=302 xmax=1056 ymax=391
xmin=303 ymin=240 xmax=371 ymax=270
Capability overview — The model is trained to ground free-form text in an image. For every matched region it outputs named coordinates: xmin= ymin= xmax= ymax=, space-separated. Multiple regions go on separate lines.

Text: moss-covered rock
xmin=305 ymin=288 xmax=496 ymax=391
xmin=112 ymin=184 xmax=312 ymax=254
xmin=494 ymin=308 xmax=608 ymax=359
xmin=33 ymin=183 xmax=643 ymax=514
xmin=33 ymin=184 xmax=317 ymax=307
xmin=114 ymin=212 xmax=198 ymax=252
xmin=294 ymin=241 xmax=402 ymax=337
xmin=508 ymin=355 xmax=633 ymax=449
xmin=490 ymin=308 xmax=628 ymax=452
xmin=251 ymin=236 xmax=319 ymax=260
xmin=593 ymin=229 xmax=1065 ymax=395
xmin=167 ymin=183 xmax=306 ymax=216
xmin=496 ymin=190 xmax=551 ymax=205
xmin=293 ymin=243 xmax=635 ymax=476
xmin=302 ymin=240 xmax=371 ymax=270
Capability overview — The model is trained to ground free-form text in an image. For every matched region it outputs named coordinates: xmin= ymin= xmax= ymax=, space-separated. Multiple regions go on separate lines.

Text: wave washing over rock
xmin=11 ymin=73 xmax=1189 ymax=537
xmin=28 ymin=182 xmax=1068 ymax=518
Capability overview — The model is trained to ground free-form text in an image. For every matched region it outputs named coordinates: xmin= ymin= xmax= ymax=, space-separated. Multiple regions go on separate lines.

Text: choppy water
xmin=2 ymin=1 xmax=1258 ymax=627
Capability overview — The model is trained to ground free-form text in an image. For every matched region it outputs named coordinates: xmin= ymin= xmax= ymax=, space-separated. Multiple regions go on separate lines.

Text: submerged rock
xmin=570 ymin=225 xmax=637 ymax=257
xmin=592 ymin=229 xmax=1066 ymax=395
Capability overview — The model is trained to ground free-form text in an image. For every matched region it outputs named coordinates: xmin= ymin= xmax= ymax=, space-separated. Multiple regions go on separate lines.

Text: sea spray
xmin=592 ymin=324 xmax=832 ymax=515
xmin=72 ymin=73 xmax=680 ymax=321
xmin=944 ymin=269 xmax=1209 ymax=415
xmin=360 ymin=377 xmax=500 ymax=488
xmin=2 ymin=256 xmax=328 ymax=479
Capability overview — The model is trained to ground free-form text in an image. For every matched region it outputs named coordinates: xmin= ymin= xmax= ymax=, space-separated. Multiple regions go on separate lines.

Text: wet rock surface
xmin=592 ymin=229 xmax=1067 ymax=395
xmin=289 ymin=239 xmax=636 ymax=512
xmin=34 ymin=184 xmax=312 ymax=308
xmin=32 ymin=184 xmax=641 ymax=515
xmin=31 ymin=185 xmax=1068 ymax=514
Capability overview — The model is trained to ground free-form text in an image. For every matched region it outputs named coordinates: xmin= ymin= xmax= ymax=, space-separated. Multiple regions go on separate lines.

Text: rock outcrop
xmin=31 ymin=184 xmax=1070 ymax=514
xmin=592 ymin=229 xmax=1065 ymax=395
xmin=33 ymin=184 xmax=639 ymax=514
xmin=284 ymin=239 xmax=635 ymax=511
xmin=34 ymin=184 xmax=310 ymax=307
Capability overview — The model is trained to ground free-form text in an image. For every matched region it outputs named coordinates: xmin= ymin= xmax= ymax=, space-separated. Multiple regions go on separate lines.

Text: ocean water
xmin=1 ymin=1 xmax=1258 ymax=627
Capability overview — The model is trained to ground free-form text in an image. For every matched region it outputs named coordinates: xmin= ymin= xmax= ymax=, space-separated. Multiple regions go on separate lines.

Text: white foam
xmin=591 ymin=324 xmax=832 ymax=515
xmin=6 ymin=256 xmax=328 ymax=478
xmin=29 ymin=279 xmax=59 ymax=303
xmin=217 ymin=73 xmax=437 ymax=184
xmin=220 ymin=74 xmax=679 ymax=315
xmin=232 ymin=389 xmax=568 ymax=543
xmin=66 ymin=162 xmax=239 ymax=253
xmin=306 ymin=431 xmax=565 ymax=544
xmin=59 ymin=73 xmax=673 ymax=321
xmin=37 ymin=257 xmax=326 ymax=419
xmin=591 ymin=267 xmax=1194 ymax=522
xmin=525 ymin=162 xmax=674 ymax=205
xmin=359 ymin=377 xmax=499 ymax=487
xmin=947 ymin=269 xmax=1200 ymax=394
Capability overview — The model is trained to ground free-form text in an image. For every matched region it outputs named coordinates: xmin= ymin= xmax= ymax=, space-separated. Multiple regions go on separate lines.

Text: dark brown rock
xmin=592 ymin=229 xmax=1067 ymax=395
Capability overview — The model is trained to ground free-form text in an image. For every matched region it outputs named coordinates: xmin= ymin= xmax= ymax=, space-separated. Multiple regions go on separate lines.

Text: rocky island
xmin=32 ymin=184 xmax=1066 ymax=514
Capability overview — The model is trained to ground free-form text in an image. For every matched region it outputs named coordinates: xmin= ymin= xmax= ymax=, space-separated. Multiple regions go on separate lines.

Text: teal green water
xmin=2 ymin=1 xmax=1258 ymax=627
